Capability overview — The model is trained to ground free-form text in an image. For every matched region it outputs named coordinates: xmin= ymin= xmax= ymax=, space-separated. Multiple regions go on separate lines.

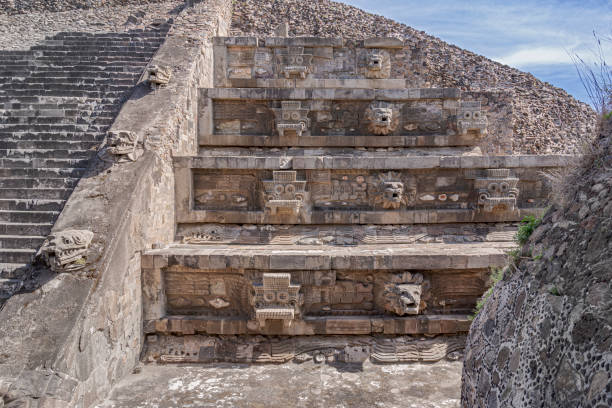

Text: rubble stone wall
xmin=462 ymin=119 xmax=612 ymax=407
xmin=0 ymin=0 xmax=172 ymax=15
xmin=0 ymin=0 xmax=232 ymax=406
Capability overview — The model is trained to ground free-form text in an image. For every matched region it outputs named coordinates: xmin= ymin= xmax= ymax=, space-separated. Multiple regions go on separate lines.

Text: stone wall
xmin=231 ymin=0 xmax=597 ymax=155
xmin=0 ymin=0 xmax=232 ymax=406
xmin=462 ymin=119 xmax=612 ymax=407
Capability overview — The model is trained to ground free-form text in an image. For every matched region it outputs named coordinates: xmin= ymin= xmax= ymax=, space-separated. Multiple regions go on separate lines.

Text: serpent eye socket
xmin=291 ymin=112 xmax=300 ymax=120
xmin=295 ymin=56 xmax=304 ymax=64
xmin=285 ymin=184 xmax=296 ymax=194
xmin=464 ymin=112 xmax=472 ymax=119
xmin=488 ymin=183 xmax=499 ymax=193
xmin=479 ymin=192 xmax=489 ymax=202
xmin=274 ymin=184 xmax=285 ymax=194
xmin=282 ymin=112 xmax=290 ymax=120
xmin=277 ymin=292 xmax=289 ymax=303
xmin=500 ymin=182 xmax=509 ymax=192
xmin=473 ymin=111 xmax=480 ymax=118
xmin=264 ymin=292 xmax=275 ymax=302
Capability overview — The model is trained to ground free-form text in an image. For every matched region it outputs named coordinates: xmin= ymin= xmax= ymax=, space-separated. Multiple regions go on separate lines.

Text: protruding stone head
xmin=383 ymin=283 xmax=423 ymax=315
xmin=366 ymin=103 xmax=398 ymax=135
xmin=38 ymin=230 xmax=94 ymax=273
xmin=147 ymin=65 xmax=172 ymax=87
xmin=365 ymin=49 xmax=391 ymax=79
xmin=382 ymin=181 xmax=404 ymax=206
xmin=107 ymin=130 xmax=137 ymax=156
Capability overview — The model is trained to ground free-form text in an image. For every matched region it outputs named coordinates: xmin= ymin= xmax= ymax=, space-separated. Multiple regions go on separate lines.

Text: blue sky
xmin=340 ymin=0 xmax=612 ymax=105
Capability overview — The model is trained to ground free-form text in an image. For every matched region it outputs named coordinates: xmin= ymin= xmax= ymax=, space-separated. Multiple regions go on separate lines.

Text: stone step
xmin=0 ymin=177 xmax=79 ymax=189
xmin=0 ymin=198 xmax=66 ymax=211
xmin=141 ymin=242 xmax=511 ymax=336
xmin=174 ymin=152 xmax=566 ymax=226
xmin=143 ymin=242 xmax=513 ymax=271
xmin=0 ymin=187 xmax=73 ymax=200
xmin=0 ymin=140 xmax=100 ymax=150
xmin=0 ymin=222 xmax=52 ymax=236
xmin=0 ymin=248 xmax=36 ymax=264
xmin=198 ymin=87 xmax=488 ymax=148
xmin=0 ymin=210 xmax=59 ymax=223
xmin=1 ymin=156 xmax=94 ymax=168
xmin=0 ymin=149 xmax=92 ymax=159
xmin=0 ymin=234 xmax=45 ymax=250
xmin=0 ymin=132 xmax=103 ymax=142
xmin=0 ymin=116 xmax=114 ymax=126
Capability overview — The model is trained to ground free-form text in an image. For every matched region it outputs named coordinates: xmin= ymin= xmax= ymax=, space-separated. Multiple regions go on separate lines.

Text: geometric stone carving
xmin=475 ymin=169 xmax=519 ymax=212
xmin=99 ymin=130 xmax=143 ymax=162
xmin=276 ymin=46 xmax=313 ymax=79
xmin=383 ymin=272 xmax=425 ymax=316
xmin=251 ymin=273 xmax=303 ymax=328
xmin=457 ymin=101 xmax=488 ymax=136
xmin=371 ymin=171 xmax=413 ymax=209
xmin=263 ymin=171 xmax=307 ymax=216
xmin=147 ymin=64 xmax=172 ymax=88
xmin=365 ymin=49 xmax=391 ymax=79
xmin=37 ymin=230 xmax=94 ymax=273
xmin=272 ymin=101 xmax=311 ymax=137
xmin=365 ymin=102 xmax=398 ymax=135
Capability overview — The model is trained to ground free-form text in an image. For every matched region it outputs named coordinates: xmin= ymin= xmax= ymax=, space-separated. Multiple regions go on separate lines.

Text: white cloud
xmin=494 ymin=46 xmax=574 ymax=67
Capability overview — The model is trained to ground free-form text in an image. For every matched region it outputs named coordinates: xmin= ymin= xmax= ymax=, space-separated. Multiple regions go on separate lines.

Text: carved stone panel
xmin=193 ymin=172 xmax=258 ymax=211
xmin=251 ymin=273 xmax=303 ymax=327
xmin=276 ymin=46 xmax=314 ymax=79
xmin=263 ymin=170 xmax=308 ymax=216
xmin=369 ymin=171 xmax=416 ymax=210
xmin=271 ymin=101 xmax=311 ymax=137
xmin=474 ymin=169 xmax=519 ymax=212
xmin=457 ymin=101 xmax=488 ymax=136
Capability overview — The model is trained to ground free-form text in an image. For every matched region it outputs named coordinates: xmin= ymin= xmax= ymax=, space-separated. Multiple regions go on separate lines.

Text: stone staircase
xmin=140 ymin=35 xmax=570 ymax=363
xmin=0 ymin=26 xmax=170 ymax=303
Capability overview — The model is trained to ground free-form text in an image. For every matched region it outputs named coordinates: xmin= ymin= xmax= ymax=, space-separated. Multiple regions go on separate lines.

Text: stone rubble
xmin=231 ymin=0 xmax=597 ymax=155
xmin=0 ymin=0 xmax=184 ymax=50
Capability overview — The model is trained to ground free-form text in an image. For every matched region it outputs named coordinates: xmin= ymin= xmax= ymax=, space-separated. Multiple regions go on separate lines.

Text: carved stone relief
xmin=382 ymin=272 xmax=425 ymax=316
xmin=251 ymin=273 xmax=303 ymax=328
xmin=365 ymin=49 xmax=391 ymax=79
xmin=271 ymin=101 xmax=311 ymax=137
xmin=37 ymin=230 xmax=93 ymax=273
xmin=98 ymin=130 xmax=143 ymax=162
xmin=474 ymin=169 xmax=519 ymax=212
xmin=263 ymin=171 xmax=307 ymax=216
xmin=365 ymin=102 xmax=399 ymax=135
xmin=457 ymin=101 xmax=488 ymax=136
xmin=194 ymin=174 xmax=255 ymax=210
xmin=276 ymin=46 xmax=314 ymax=79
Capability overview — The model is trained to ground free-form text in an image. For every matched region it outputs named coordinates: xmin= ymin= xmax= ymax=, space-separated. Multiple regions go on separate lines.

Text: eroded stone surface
xmin=96 ymin=361 xmax=463 ymax=408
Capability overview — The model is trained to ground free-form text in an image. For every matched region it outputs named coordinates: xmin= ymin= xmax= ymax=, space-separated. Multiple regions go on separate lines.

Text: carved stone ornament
xmin=383 ymin=272 xmax=425 ymax=316
xmin=457 ymin=101 xmax=488 ymax=136
xmin=37 ymin=230 xmax=94 ymax=273
xmin=263 ymin=170 xmax=307 ymax=216
xmin=371 ymin=172 xmax=413 ymax=209
xmin=272 ymin=101 xmax=311 ymax=137
xmin=365 ymin=102 xmax=399 ymax=135
xmin=251 ymin=273 xmax=303 ymax=328
xmin=475 ymin=169 xmax=519 ymax=212
xmin=98 ymin=130 xmax=143 ymax=162
xmin=276 ymin=46 xmax=313 ymax=79
xmin=147 ymin=64 xmax=172 ymax=87
xmin=365 ymin=49 xmax=391 ymax=79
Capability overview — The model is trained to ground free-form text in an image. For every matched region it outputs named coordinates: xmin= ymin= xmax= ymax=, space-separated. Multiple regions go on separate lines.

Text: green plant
xmin=549 ymin=286 xmax=561 ymax=296
xmin=469 ymin=268 xmax=505 ymax=320
xmin=507 ymin=248 xmax=520 ymax=263
xmin=515 ymin=215 xmax=541 ymax=245
xmin=533 ymin=253 xmax=543 ymax=260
